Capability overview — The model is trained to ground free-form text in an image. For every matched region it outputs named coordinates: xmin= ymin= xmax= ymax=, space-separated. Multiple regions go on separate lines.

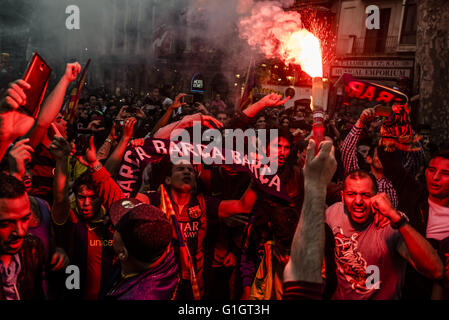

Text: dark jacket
xmin=106 ymin=247 xmax=180 ymax=300
xmin=0 ymin=235 xmax=46 ymax=300
xmin=378 ymin=148 xmax=434 ymax=299
xmin=377 ymin=148 xmax=428 ymax=234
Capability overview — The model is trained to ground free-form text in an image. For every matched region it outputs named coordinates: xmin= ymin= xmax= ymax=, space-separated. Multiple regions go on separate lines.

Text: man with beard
xmin=0 ymin=173 xmax=46 ymax=300
xmin=325 ymin=169 xmax=443 ymax=299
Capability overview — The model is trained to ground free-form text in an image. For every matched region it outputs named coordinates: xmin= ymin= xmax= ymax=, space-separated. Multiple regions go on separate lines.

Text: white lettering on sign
xmin=333 ymin=60 xmax=414 ymax=68
xmin=331 ymin=67 xmax=411 ymax=79
xmin=193 ymin=79 xmax=203 ymax=89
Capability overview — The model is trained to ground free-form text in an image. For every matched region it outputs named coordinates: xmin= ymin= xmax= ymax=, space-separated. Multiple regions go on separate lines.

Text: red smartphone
xmin=22 ymin=52 xmax=52 ymax=117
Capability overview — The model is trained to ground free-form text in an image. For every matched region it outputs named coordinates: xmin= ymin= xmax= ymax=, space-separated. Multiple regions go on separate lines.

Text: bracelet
xmin=105 ymin=138 xmax=113 ymax=144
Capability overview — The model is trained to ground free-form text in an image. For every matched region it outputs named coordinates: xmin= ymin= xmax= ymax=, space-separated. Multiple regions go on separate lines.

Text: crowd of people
xmin=0 ymin=61 xmax=448 ymax=300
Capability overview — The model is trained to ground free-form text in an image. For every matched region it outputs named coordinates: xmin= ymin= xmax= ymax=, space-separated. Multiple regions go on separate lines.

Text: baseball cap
xmin=112 ymin=201 xmax=173 ymax=263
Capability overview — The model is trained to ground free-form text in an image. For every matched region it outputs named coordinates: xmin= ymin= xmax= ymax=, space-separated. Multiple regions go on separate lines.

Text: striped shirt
xmin=341 ymin=126 xmax=399 ymax=208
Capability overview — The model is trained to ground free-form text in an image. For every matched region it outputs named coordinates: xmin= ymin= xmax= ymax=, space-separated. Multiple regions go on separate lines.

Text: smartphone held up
xmin=22 ymin=52 xmax=52 ymax=118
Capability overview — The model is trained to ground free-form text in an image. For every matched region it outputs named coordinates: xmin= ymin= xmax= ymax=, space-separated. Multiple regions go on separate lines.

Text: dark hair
xmin=431 ymin=150 xmax=449 ymax=161
xmin=343 ymin=169 xmax=378 ymax=194
xmin=0 ymin=173 xmax=26 ymax=198
xmin=73 ymin=172 xmax=95 ymax=195
xmin=116 ymin=205 xmax=172 ymax=263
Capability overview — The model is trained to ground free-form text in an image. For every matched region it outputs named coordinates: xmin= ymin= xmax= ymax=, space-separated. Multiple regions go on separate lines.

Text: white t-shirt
xmin=426 ymin=199 xmax=449 ymax=241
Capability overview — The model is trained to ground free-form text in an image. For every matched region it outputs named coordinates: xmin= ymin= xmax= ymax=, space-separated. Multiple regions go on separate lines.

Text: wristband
xmin=105 ymin=138 xmax=113 ymax=144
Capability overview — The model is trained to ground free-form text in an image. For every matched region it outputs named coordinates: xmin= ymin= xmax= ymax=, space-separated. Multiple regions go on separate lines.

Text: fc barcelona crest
xmin=187 ymin=205 xmax=202 ymax=219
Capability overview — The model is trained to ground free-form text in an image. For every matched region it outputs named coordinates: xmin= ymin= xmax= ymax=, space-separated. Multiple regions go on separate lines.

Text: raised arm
xmin=104 ymin=117 xmax=136 ymax=178
xmin=26 ymin=63 xmax=81 ymax=148
xmin=242 ymin=93 xmax=289 ymax=118
xmin=340 ymin=108 xmax=375 ymax=175
xmin=77 ymin=136 xmax=125 ymax=210
xmin=149 ymin=93 xmax=186 ymax=137
xmin=153 ymin=113 xmax=223 ymax=139
xmin=370 ymin=192 xmax=443 ymax=280
xmin=48 ymin=135 xmax=72 ymax=225
xmin=0 ymin=79 xmax=34 ymax=161
xmin=218 ymin=180 xmax=257 ymax=218
xmin=7 ymin=138 xmax=34 ymax=181
xmin=284 ymin=140 xmax=337 ymax=285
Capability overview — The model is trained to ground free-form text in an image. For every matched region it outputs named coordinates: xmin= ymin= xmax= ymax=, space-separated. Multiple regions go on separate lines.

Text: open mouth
xmin=352 ymin=207 xmax=366 ymax=216
xmin=81 ymin=209 xmax=92 ymax=215
xmin=23 ymin=178 xmax=32 ymax=188
xmin=7 ymin=238 xmax=23 ymax=249
xmin=182 ymin=177 xmax=192 ymax=183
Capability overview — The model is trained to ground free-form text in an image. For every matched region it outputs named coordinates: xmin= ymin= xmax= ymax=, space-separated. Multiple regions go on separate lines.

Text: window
xmin=400 ymin=0 xmax=417 ymax=45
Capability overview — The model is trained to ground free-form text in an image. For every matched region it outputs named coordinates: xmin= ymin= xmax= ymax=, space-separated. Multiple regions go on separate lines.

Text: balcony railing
xmin=336 ymin=35 xmax=400 ymax=56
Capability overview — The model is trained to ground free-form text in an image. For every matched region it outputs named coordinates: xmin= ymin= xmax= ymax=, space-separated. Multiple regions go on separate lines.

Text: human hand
xmin=370 ymin=192 xmax=399 ymax=225
xmin=123 ymin=117 xmax=136 ymax=139
xmin=50 ymin=247 xmax=70 ymax=271
xmin=134 ymin=107 xmax=146 ymax=119
xmin=194 ymin=102 xmax=209 ymax=115
xmin=129 ymin=138 xmax=145 ymax=147
xmin=257 ymin=93 xmax=290 ymax=108
xmin=0 ymin=80 xmax=35 ymax=143
xmin=171 ymin=93 xmax=187 ymax=110
xmin=76 ymin=136 xmax=97 ymax=167
xmin=179 ymin=113 xmax=223 ymax=130
xmin=63 ymin=62 xmax=81 ymax=83
xmin=303 ymin=139 xmax=337 ymax=188
xmin=358 ymin=108 xmax=376 ymax=126
xmin=109 ymin=122 xmax=118 ymax=141
xmin=49 ymin=136 xmax=72 ymax=160
xmin=87 ymin=119 xmax=103 ymax=131
xmin=8 ymin=138 xmax=34 ymax=180
xmin=116 ymin=105 xmax=128 ymax=120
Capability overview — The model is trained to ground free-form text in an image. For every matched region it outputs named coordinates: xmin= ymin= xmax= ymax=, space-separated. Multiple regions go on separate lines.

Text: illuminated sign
xmin=191 ymin=73 xmax=205 ymax=93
